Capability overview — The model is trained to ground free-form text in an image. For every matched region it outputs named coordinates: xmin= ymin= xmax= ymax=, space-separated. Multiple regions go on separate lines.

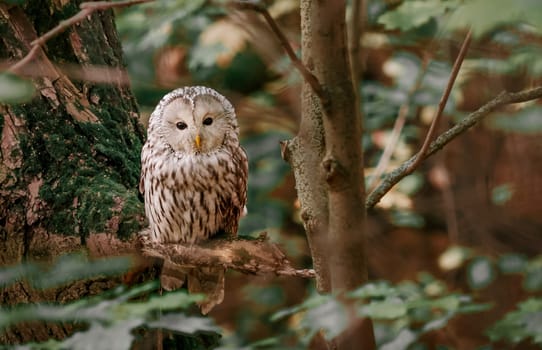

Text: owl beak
xmin=194 ymin=134 xmax=202 ymax=150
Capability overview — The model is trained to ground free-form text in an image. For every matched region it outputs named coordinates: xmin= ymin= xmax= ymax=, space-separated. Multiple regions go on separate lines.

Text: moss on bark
xmin=1 ymin=1 xmax=146 ymax=244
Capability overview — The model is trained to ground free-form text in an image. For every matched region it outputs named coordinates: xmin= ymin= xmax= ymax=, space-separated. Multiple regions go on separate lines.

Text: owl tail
xmin=187 ymin=267 xmax=225 ymax=315
xmin=159 ymin=261 xmax=225 ymax=315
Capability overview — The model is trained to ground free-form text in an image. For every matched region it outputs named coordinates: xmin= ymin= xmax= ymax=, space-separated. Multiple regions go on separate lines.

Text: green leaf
xmin=447 ymin=0 xmax=542 ymax=38
xmin=32 ymin=254 xmax=132 ymax=289
xmin=524 ymin=257 xmax=542 ymax=291
xmin=61 ymin=320 xmax=143 ymax=350
xmin=114 ymin=290 xmax=204 ymax=320
xmin=380 ymin=328 xmax=419 ymax=350
xmin=348 ymin=281 xmax=397 ymax=299
xmin=488 ymin=298 xmax=542 ymax=344
xmin=0 ymin=73 xmax=35 ymax=104
xmin=421 ymin=313 xmax=454 ymax=332
xmin=0 ymin=263 xmax=38 ymax=288
xmin=489 ymin=106 xmax=542 ymax=134
xmin=302 ymin=298 xmax=348 ymax=340
xmin=498 ymin=254 xmax=528 ymax=274
xmin=491 ymin=183 xmax=515 ymax=206
xmin=378 ymin=0 xmax=459 ymax=31
xmin=147 ymin=313 xmax=219 ymax=335
xmin=390 ymin=209 xmax=425 ymax=228
xmin=360 ymin=299 xmax=408 ymax=319
xmin=467 ymin=257 xmax=496 ymax=290
xmin=270 ymin=294 xmax=329 ymax=322
xmin=408 ymin=295 xmax=460 ymax=312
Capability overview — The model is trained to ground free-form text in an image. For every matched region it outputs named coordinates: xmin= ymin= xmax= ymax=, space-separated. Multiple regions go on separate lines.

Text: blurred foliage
xmin=437 ymin=248 xmax=542 ymax=347
xmin=240 ymin=130 xmax=292 ymax=236
xmin=0 ymin=254 xmax=219 ymax=350
xmin=265 ymin=274 xmax=490 ymax=348
xmin=0 ymin=73 xmax=35 ymax=104
xmin=379 ymin=0 xmax=542 ymax=39
xmin=489 ymin=106 xmax=542 ymax=134
xmin=3 ymin=0 xmax=542 ymax=348
xmin=0 ymin=253 xmax=131 ymax=290
xmin=488 ymin=297 xmax=542 ymax=345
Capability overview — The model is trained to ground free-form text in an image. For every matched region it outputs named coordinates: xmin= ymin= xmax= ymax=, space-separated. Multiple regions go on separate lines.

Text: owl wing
xmin=138 ymin=166 xmax=146 ymax=195
xmin=221 ymin=145 xmax=248 ymax=236
xmin=139 ymin=143 xmax=150 ymax=195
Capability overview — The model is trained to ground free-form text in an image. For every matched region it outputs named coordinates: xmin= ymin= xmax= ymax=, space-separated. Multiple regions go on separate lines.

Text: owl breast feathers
xmin=140 ymin=86 xmax=248 ymax=244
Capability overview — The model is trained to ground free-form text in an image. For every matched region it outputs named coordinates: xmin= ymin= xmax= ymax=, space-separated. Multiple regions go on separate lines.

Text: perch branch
xmin=9 ymin=0 xmax=154 ymax=74
xmin=230 ymin=1 xmax=328 ymax=107
xmin=139 ymin=231 xmax=315 ymax=279
xmin=405 ymin=30 xmax=472 ymax=174
xmin=366 ymin=85 xmax=542 ymax=209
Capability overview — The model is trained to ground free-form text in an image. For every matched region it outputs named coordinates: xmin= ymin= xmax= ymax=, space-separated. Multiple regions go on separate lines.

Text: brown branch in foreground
xmin=139 ymin=230 xmax=315 ymax=279
xmin=230 ymin=1 xmax=328 ymax=107
xmin=405 ymin=30 xmax=473 ymax=174
xmin=1 ymin=61 xmax=130 ymax=85
xmin=366 ymin=85 xmax=542 ymax=209
xmin=9 ymin=0 xmax=154 ymax=74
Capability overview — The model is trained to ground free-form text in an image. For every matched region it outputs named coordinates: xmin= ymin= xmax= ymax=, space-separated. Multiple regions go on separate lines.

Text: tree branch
xmin=367 ymin=57 xmax=429 ymax=191
xmin=405 ymin=30 xmax=472 ymax=174
xmin=9 ymin=0 xmax=154 ymax=74
xmin=138 ymin=230 xmax=315 ymax=279
xmin=366 ymin=86 xmax=542 ymax=208
xmin=230 ymin=1 xmax=328 ymax=107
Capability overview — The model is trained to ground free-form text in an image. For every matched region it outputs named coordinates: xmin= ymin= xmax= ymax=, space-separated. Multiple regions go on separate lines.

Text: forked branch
xmin=366 ymin=86 xmax=542 ymax=208
xmin=406 ymin=30 xmax=472 ymax=174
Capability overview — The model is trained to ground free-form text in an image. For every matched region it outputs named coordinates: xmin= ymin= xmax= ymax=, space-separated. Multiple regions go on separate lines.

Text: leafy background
xmin=2 ymin=0 xmax=542 ymax=348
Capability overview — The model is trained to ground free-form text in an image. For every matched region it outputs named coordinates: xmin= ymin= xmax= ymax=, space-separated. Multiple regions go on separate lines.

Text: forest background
xmin=1 ymin=0 xmax=542 ymax=349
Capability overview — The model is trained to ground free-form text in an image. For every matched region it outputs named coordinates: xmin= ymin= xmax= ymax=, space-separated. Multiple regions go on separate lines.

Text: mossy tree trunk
xmin=0 ymin=1 xmax=145 ymax=343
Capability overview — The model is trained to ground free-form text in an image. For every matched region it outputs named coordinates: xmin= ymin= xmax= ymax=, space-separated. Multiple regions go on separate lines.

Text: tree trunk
xmin=0 ymin=1 xmax=145 ymax=343
xmin=283 ymin=0 xmax=376 ymax=348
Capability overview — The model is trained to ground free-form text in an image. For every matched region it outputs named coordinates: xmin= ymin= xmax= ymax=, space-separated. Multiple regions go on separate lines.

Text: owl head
xmin=149 ymin=86 xmax=239 ymax=155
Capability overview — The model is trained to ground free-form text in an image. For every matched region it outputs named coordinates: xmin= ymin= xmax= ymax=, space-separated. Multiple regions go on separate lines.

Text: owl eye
xmin=202 ymin=117 xmax=213 ymax=126
xmin=176 ymin=121 xmax=187 ymax=130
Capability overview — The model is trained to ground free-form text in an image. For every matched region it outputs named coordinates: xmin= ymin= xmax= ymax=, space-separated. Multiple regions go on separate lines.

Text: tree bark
xmin=0 ymin=1 xmax=145 ymax=343
xmin=283 ymin=1 xmax=375 ymax=348
xmin=285 ymin=0 xmax=369 ymax=296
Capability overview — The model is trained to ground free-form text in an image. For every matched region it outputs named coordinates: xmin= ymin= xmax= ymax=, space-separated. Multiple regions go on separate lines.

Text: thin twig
xmin=366 ymin=86 xmax=542 ymax=208
xmin=9 ymin=0 xmax=154 ymax=74
xmin=367 ymin=57 xmax=429 ymax=191
xmin=230 ymin=1 xmax=328 ymax=106
xmin=405 ymin=30 xmax=473 ymax=174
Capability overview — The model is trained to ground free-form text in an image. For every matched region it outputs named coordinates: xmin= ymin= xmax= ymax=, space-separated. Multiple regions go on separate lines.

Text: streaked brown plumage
xmin=140 ymin=86 xmax=248 ymax=313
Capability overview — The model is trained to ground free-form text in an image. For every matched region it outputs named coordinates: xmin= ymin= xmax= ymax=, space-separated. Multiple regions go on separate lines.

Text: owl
xmin=139 ymin=86 xmax=248 ymax=313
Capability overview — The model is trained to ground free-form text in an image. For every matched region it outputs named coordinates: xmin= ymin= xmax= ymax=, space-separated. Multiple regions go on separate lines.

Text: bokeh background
xmin=111 ymin=0 xmax=542 ymax=348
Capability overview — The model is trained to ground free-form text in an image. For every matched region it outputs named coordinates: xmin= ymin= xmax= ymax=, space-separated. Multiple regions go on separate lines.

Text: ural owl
xmin=140 ymin=86 xmax=248 ymax=313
